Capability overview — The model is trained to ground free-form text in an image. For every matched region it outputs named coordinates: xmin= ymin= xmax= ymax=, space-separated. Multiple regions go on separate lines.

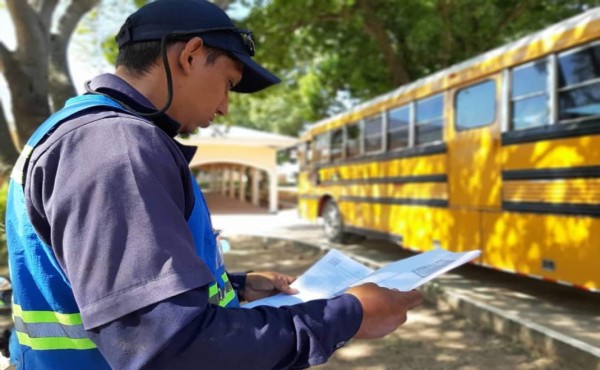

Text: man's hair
xmin=116 ymin=40 xmax=235 ymax=76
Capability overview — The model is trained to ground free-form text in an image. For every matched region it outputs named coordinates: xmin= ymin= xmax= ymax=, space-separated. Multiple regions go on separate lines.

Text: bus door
xmin=447 ymin=75 xmax=502 ymax=250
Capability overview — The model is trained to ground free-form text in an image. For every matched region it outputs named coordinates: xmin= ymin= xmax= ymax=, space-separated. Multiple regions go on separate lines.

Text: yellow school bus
xmin=297 ymin=8 xmax=600 ymax=292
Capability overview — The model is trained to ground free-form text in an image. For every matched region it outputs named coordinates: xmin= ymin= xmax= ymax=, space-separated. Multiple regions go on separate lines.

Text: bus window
xmin=364 ymin=114 xmax=383 ymax=154
xmin=346 ymin=123 xmax=362 ymax=159
xmin=416 ymin=94 xmax=444 ymax=145
xmin=456 ymin=80 xmax=497 ymax=130
xmin=314 ymin=133 xmax=330 ymax=164
xmin=387 ymin=105 xmax=410 ymax=150
xmin=305 ymin=141 xmax=313 ymax=166
xmin=331 ymin=128 xmax=344 ymax=162
xmin=558 ymin=43 xmax=600 ymax=123
xmin=297 ymin=143 xmax=305 ymax=167
xmin=511 ymin=60 xmax=548 ymax=130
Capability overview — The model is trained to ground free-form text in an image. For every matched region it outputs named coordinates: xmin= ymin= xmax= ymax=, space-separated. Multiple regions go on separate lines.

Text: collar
xmin=87 ymin=73 xmax=181 ymax=138
xmin=86 ymin=74 xmax=197 ymax=163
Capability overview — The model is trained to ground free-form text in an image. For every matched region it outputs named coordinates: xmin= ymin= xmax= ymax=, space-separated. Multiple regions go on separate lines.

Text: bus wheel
xmin=322 ymin=200 xmax=346 ymax=242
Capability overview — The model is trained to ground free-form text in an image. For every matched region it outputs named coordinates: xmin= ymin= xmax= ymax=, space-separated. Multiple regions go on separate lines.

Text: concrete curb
xmin=420 ymin=284 xmax=600 ymax=370
xmin=229 ymin=234 xmax=600 ymax=370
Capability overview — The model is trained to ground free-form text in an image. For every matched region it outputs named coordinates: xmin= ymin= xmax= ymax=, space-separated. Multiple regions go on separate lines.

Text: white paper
xmin=243 ymin=249 xmax=373 ymax=308
xmin=242 ymin=248 xmax=480 ymax=308
xmin=351 ymin=248 xmax=481 ymax=291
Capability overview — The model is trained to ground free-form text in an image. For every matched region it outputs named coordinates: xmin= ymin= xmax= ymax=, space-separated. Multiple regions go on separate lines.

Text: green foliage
xmin=102 ymin=37 xmax=119 ymax=67
xmin=0 ymin=182 xmax=8 ymax=267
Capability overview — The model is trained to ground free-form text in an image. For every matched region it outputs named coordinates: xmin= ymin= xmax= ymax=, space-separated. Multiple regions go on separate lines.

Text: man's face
xmin=171 ymin=47 xmax=243 ymax=134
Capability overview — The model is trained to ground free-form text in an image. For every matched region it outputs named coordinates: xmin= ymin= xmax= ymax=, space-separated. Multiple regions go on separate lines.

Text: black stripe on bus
xmin=320 ymin=174 xmax=447 ymax=186
xmin=298 ymin=194 xmax=321 ymax=200
xmin=340 ymin=196 xmax=448 ymax=208
xmin=344 ymin=226 xmax=403 ymax=244
xmin=502 ymin=201 xmax=600 ymax=217
xmin=314 ymin=142 xmax=447 ymax=170
xmin=501 ymin=120 xmax=600 ymax=145
xmin=503 ymin=166 xmax=600 ymax=180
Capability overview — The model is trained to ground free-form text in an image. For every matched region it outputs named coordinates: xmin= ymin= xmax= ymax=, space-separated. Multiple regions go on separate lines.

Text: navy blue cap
xmin=115 ymin=0 xmax=280 ymax=93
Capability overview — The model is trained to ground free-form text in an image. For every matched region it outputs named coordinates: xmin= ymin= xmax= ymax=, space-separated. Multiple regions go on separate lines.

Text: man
xmin=5 ymin=0 xmax=423 ymax=369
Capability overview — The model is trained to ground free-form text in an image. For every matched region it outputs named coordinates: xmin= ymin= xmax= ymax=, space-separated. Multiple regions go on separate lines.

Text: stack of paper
xmin=243 ymin=248 xmax=480 ymax=308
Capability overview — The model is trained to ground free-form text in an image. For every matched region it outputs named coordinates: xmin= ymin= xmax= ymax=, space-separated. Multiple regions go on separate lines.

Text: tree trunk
xmin=48 ymin=0 xmax=100 ymax=110
xmin=0 ymin=42 xmax=50 ymax=151
xmin=356 ymin=0 xmax=411 ymax=86
xmin=0 ymin=0 xmax=100 ymax=161
xmin=0 ymin=101 xmax=18 ymax=175
xmin=3 ymin=0 xmax=51 ymax=149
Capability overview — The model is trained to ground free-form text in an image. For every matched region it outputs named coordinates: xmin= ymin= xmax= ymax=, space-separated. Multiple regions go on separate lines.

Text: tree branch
xmin=494 ymin=1 xmax=530 ymax=36
xmin=438 ymin=0 xmax=453 ymax=67
xmin=5 ymin=0 xmax=48 ymax=59
xmin=356 ymin=0 xmax=411 ymax=86
xmin=55 ymin=0 xmax=100 ymax=41
xmin=40 ymin=0 xmax=60 ymax=30
xmin=0 ymin=42 xmax=16 ymax=81
xmin=0 ymin=99 xmax=19 ymax=171
xmin=2 ymin=39 xmax=49 ymax=150
xmin=49 ymin=0 xmax=100 ymax=109
xmin=213 ymin=0 xmax=231 ymax=10
xmin=0 ymin=42 xmax=9 ymax=74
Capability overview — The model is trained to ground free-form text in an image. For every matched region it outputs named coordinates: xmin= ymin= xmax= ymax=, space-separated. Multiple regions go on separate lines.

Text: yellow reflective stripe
xmin=221 ymin=272 xmax=229 ymax=283
xmin=15 ymin=331 xmax=96 ymax=350
xmin=208 ymin=277 xmax=236 ymax=306
xmin=13 ymin=304 xmax=83 ymax=325
xmin=208 ymin=283 xmax=219 ymax=298
xmin=218 ymin=288 xmax=236 ymax=307
xmin=10 ymin=145 xmax=34 ymax=185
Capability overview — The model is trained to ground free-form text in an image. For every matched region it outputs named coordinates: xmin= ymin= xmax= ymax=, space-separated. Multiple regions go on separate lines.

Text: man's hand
xmin=346 ymin=283 xmax=423 ymax=339
xmin=242 ymin=272 xmax=298 ymax=302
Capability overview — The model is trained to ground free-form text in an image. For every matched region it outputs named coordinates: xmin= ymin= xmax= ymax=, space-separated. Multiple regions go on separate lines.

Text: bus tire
xmin=322 ymin=200 xmax=348 ymax=242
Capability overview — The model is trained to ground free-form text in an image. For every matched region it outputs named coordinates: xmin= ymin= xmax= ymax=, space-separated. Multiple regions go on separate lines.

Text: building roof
xmin=179 ymin=124 xmax=298 ymax=149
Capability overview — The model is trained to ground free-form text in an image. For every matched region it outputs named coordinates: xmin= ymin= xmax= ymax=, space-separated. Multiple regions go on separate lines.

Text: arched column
xmin=228 ymin=165 xmax=235 ymax=198
xmin=269 ymin=170 xmax=278 ymax=213
xmin=239 ymin=165 xmax=246 ymax=202
xmin=252 ymin=168 xmax=260 ymax=206
xmin=221 ymin=167 xmax=228 ymax=195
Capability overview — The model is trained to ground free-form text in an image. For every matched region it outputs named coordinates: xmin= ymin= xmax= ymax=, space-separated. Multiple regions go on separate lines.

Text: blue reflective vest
xmin=5 ymin=94 xmax=238 ymax=369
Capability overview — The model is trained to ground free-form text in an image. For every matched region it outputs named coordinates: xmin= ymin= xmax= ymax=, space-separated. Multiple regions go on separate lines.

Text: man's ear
xmin=179 ymin=37 xmax=204 ymax=75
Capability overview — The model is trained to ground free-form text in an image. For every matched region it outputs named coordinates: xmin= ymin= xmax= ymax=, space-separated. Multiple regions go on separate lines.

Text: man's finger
xmin=275 ymin=275 xmax=298 ymax=295
xmin=399 ymin=290 xmax=423 ymax=309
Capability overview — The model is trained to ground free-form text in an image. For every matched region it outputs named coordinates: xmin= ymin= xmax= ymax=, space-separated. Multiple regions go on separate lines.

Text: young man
xmin=5 ymin=0 xmax=422 ymax=369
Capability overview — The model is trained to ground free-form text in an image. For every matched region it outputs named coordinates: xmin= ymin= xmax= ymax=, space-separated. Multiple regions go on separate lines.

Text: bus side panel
xmin=338 ymin=201 xmax=451 ymax=252
xmin=502 ymin=136 xmax=600 ymax=170
xmin=397 ymin=206 xmax=450 ymax=253
xmin=297 ymin=172 xmax=320 ymax=221
xmin=298 ymin=197 xmax=320 ymax=221
xmin=446 ymin=209 xmax=482 ymax=253
xmin=483 ymin=212 xmax=600 ymax=290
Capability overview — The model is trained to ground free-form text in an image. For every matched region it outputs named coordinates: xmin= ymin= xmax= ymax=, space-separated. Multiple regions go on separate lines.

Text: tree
xmin=0 ymin=0 xmax=101 ymax=173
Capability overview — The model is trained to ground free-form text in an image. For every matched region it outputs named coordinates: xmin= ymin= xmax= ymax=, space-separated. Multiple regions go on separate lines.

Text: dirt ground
xmin=224 ymin=237 xmax=568 ymax=370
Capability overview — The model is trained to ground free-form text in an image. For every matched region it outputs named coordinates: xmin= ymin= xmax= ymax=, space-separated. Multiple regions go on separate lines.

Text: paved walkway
xmin=206 ymin=193 xmax=600 ymax=370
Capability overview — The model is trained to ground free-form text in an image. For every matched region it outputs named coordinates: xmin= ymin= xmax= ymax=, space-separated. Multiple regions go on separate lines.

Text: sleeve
xmin=87 ymin=287 xmax=363 ymax=370
xmin=227 ymin=272 xmax=247 ymax=299
xmin=26 ymin=116 xmax=214 ymax=329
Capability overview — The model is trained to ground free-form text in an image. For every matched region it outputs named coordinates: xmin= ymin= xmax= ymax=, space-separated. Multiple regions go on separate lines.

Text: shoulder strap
xmin=10 ymin=94 xmax=133 ymax=185
xmin=26 ymin=94 xmax=131 ymax=148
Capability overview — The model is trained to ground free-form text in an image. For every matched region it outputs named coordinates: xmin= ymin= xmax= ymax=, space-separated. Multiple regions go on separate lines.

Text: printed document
xmin=243 ymin=248 xmax=480 ymax=308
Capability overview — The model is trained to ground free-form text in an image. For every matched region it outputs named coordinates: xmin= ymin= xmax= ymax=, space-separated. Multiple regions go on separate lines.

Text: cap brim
xmin=230 ymin=52 xmax=281 ymax=93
